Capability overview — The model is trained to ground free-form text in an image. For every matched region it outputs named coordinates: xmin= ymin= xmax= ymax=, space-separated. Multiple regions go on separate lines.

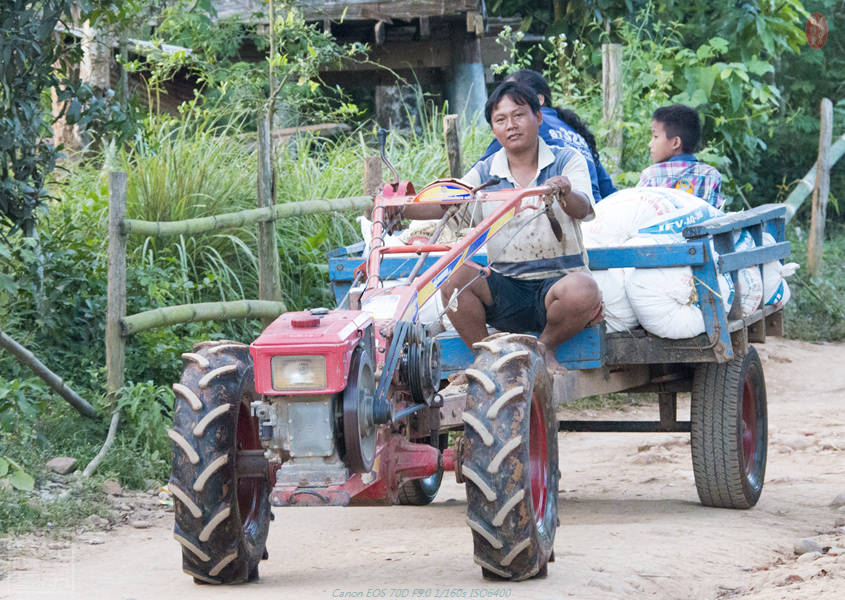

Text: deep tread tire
xmin=397 ymin=434 xmax=448 ymax=506
xmin=461 ymin=336 xmax=558 ymax=581
xmin=170 ymin=343 xmax=271 ymax=584
xmin=691 ymin=346 xmax=767 ymax=509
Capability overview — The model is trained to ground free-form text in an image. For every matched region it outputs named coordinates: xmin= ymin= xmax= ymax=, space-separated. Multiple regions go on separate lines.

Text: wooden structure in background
xmin=214 ymin=0 xmax=510 ymax=126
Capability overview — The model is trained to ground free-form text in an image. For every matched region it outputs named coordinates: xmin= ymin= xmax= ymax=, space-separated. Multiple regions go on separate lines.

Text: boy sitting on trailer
xmin=638 ymin=104 xmax=725 ymax=209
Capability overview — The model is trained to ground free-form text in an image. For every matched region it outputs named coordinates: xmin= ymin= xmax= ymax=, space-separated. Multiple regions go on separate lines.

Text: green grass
xmin=783 ymin=219 xmax=845 ymax=342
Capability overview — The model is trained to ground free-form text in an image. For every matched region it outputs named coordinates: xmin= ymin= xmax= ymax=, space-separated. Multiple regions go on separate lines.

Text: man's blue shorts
xmin=483 ymin=270 xmax=564 ymax=334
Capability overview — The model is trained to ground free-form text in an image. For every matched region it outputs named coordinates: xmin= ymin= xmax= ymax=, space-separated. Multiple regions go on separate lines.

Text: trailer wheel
xmin=461 ymin=335 xmax=558 ymax=581
xmin=169 ymin=342 xmax=272 ymax=584
xmin=691 ymin=346 xmax=767 ymax=509
xmin=397 ymin=434 xmax=448 ymax=506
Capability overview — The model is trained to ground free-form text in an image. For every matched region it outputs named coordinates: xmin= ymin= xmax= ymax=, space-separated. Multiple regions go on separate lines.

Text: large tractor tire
xmin=460 ymin=334 xmax=559 ymax=581
xmin=169 ymin=342 xmax=272 ymax=584
xmin=397 ymin=433 xmax=448 ymax=506
xmin=691 ymin=346 xmax=767 ymax=509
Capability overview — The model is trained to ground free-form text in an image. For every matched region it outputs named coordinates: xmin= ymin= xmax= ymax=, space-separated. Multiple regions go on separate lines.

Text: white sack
xmin=760 ymin=232 xmax=799 ymax=307
xmin=591 ymin=269 xmax=638 ymax=333
xmin=625 ymin=264 xmax=705 ymax=339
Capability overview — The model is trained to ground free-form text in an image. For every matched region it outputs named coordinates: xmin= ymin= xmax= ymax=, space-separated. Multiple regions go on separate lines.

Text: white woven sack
xmin=731 ymin=231 xmax=764 ymax=315
xmin=625 ymin=265 xmax=705 ymax=339
xmin=591 ymin=268 xmax=638 ymax=333
xmin=583 ymin=188 xmax=683 ymax=246
xmin=760 ymin=232 xmax=798 ymax=307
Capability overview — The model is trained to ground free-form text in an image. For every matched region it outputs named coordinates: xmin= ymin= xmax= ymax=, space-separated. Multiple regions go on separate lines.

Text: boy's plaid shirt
xmin=637 ymin=156 xmax=724 ymax=209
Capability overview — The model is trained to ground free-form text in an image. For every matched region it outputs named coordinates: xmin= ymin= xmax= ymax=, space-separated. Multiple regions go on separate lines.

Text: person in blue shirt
xmin=477 ymin=69 xmax=617 ymax=201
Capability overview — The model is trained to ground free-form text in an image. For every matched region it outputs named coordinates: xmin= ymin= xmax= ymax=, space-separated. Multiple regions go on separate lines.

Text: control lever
xmin=377 ymin=128 xmax=399 ymax=184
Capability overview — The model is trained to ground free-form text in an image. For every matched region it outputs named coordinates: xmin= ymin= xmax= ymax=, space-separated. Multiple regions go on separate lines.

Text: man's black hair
xmin=653 ymin=104 xmax=702 ymax=153
xmin=505 ymin=69 xmax=601 ymax=164
xmin=484 ymin=81 xmax=540 ymax=124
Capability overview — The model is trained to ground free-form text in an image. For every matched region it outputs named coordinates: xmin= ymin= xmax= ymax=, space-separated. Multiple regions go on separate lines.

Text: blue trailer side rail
xmin=328 ymin=204 xmax=791 ymax=378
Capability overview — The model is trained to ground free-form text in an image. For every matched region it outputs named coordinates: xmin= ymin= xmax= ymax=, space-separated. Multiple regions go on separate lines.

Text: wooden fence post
xmin=84 ymin=171 xmax=127 ymax=476
xmin=257 ymin=115 xmax=282 ymax=325
xmin=808 ymin=98 xmax=833 ymax=278
xmin=363 ymin=155 xmax=383 ymax=196
xmin=602 ymin=43 xmax=623 ymax=174
xmin=106 ymin=171 xmax=127 ymax=395
xmin=443 ymin=114 xmax=462 ymax=178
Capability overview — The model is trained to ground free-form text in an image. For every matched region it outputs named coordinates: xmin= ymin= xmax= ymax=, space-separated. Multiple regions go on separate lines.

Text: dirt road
xmin=3 ymin=337 xmax=844 ymax=600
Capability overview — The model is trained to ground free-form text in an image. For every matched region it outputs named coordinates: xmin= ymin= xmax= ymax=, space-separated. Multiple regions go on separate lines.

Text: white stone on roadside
xmin=46 ymin=457 xmax=78 ymax=475
xmin=826 ymin=547 xmax=845 ymax=556
xmin=797 ymin=551 xmax=823 ymax=563
xmin=130 ymin=520 xmax=151 ymax=529
xmin=794 ymin=539 xmax=823 ymax=555
xmin=830 ymin=493 xmax=845 ymax=508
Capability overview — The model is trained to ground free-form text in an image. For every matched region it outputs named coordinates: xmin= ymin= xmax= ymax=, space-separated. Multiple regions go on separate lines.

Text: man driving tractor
xmin=403 ymin=80 xmax=603 ymax=370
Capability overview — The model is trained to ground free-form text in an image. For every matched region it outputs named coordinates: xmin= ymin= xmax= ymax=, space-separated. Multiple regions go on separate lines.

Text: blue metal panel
xmin=329 ymin=255 xmax=490 ymax=283
xmin=587 ymin=243 xmax=707 ymax=270
xmin=437 ymin=325 xmax=605 ymax=377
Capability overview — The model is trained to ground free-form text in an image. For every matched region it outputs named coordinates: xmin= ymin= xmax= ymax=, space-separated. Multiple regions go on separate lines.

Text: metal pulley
xmin=401 ymin=325 xmax=442 ymax=406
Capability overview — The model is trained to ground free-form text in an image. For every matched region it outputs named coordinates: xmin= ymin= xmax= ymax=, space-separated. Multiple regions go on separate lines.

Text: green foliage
xmin=492 ymin=2 xmax=807 ymax=205
xmin=0 ymin=455 xmax=35 ymax=491
xmin=784 ymin=221 xmax=845 ymax=341
xmin=0 ymin=0 xmax=139 ymax=237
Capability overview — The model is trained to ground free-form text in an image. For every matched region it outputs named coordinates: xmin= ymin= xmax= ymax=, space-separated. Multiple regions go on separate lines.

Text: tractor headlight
xmin=270 ymin=355 xmax=327 ymax=391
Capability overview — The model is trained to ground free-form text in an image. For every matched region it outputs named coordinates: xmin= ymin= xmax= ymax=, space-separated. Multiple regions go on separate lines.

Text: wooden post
xmin=443 ymin=114 xmax=462 ymax=178
xmin=257 ymin=115 xmax=283 ymax=324
xmin=85 ymin=171 xmax=127 ymax=476
xmin=808 ymin=98 xmax=833 ymax=278
xmin=602 ymin=43 xmax=623 ymax=174
xmin=363 ymin=156 xmax=383 ymax=196
xmin=106 ymin=172 xmax=127 ymax=395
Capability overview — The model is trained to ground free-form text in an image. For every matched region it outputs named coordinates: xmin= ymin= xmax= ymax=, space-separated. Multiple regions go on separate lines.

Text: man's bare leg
xmin=538 ymin=272 xmax=602 ymax=373
xmin=440 ymin=265 xmax=494 ymax=348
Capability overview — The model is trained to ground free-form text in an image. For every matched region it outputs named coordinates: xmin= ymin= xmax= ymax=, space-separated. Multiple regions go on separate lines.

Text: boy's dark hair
xmin=653 ymin=104 xmax=701 ymax=153
xmin=484 ymin=81 xmax=540 ymax=124
xmin=504 ymin=69 xmax=600 ymax=164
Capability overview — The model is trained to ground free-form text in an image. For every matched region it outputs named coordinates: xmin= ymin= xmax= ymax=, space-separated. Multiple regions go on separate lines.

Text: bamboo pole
xmin=121 ymin=300 xmax=287 ymax=337
xmin=85 ymin=171 xmax=127 ymax=477
xmin=784 ymin=133 xmax=845 ymax=222
xmin=122 ymin=195 xmax=372 ymax=237
xmin=808 ymin=98 xmax=833 ymax=278
xmin=443 ymin=114 xmax=462 ymax=177
xmin=0 ymin=329 xmax=98 ymax=419
xmin=601 ymin=43 xmax=623 ymax=174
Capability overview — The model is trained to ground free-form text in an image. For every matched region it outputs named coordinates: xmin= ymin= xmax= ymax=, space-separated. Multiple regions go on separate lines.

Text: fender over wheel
xmin=169 ymin=342 xmax=272 ymax=584
xmin=460 ymin=334 xmax=559 ymax=581
xmin=691 ymin=346 xmax=767 ymax=509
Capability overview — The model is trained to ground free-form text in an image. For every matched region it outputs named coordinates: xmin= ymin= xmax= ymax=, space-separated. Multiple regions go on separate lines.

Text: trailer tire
xmin=461 ymin=335 xmax=558 ymax=581
xmin=691 ymin=346 xmax=767 ymax=509
xmin=397 ymin=434 xmax=448 ymax=506
xmin=169 ymin=342 xmax=272 ymax=584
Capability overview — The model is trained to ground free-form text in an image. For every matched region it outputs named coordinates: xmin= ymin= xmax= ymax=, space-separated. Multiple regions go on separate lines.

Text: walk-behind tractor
xmin=168 ymin=137 xmax=789 ymax=585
